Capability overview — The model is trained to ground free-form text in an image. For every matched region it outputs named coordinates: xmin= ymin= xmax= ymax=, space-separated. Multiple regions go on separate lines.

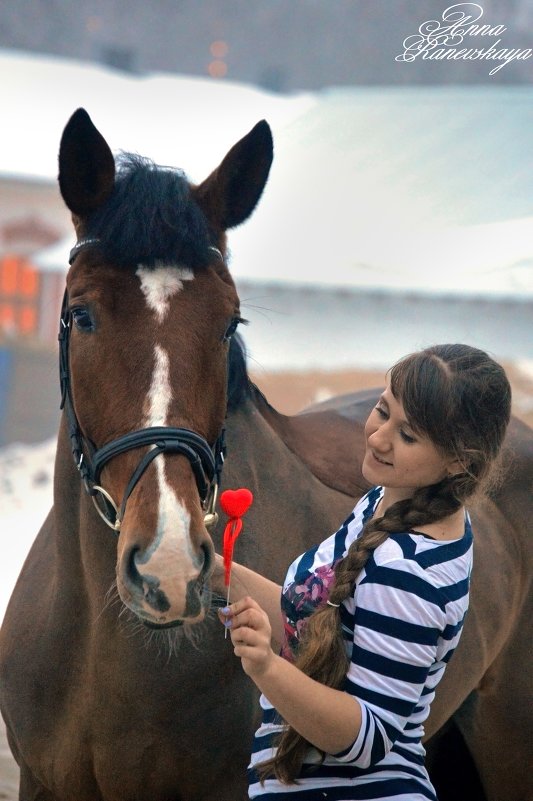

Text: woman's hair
xmin=258 ymin=343 xmax=511 ymax=784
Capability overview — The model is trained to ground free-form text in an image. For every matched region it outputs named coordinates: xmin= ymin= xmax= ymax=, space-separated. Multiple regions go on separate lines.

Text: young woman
xmin=216 ymin=343 xmax=511 ymax=800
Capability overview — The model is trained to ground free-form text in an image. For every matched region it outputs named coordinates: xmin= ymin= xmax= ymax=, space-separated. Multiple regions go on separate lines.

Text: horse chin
xmin=128 ymin=580 xmax=211 ymax=629
xmin=142 ymin=618 xmax=184 ymax=630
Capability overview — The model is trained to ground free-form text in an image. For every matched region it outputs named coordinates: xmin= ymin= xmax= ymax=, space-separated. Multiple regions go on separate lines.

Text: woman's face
xmin=362 ymin=384 xmax=457 ymax=501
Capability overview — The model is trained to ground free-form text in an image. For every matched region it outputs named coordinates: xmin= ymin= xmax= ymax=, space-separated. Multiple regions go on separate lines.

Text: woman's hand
xmin=220 ymin=598 xmax=362 ymax=755
xmin=211 ymin=558 xmax=284 ymax=649
xmin=219 ymin=596 xmax=275 ymax=679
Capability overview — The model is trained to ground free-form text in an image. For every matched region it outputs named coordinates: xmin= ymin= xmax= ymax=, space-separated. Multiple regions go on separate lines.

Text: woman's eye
xmin=400 ymin=430 xmax=416 ymax=444
xmin=375 ymin=405 xmax=388 ymax=418
xmin=71 ymin=307 xmax=95 ymax=332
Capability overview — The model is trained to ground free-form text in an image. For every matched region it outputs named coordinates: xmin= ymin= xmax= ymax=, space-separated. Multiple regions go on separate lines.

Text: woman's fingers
xmin=218 ymin=596 xmax=274 ymax=676
xmin=233 ymin=607 xmax=267 ymax=631
xmin=230 ymin=625 xmax=272 ymax=668
xmin=228 ymin=596 xmax=262 ymax=616
xmin=231 ymin=627 xmax=260 ymax=649
xmin=219 ymin=596 xmax=265 ymax=630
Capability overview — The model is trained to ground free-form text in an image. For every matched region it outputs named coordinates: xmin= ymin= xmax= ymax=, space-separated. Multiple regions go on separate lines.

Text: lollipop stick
xmin=220 ymin=489 xmax=253 ymax=641
xmin=224 ymin=578 xmax=231 ymax=639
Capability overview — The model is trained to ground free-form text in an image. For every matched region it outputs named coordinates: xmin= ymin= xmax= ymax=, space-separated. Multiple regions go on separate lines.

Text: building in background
xmin=0 ymin=0 xmax=532 ymax=90
xmin=0 ymin=177 xmax=69 ymax=343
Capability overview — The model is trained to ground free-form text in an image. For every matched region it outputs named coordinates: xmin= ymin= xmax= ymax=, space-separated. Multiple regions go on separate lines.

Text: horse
xmin=0 ymin=109 xmax=531 ymax=801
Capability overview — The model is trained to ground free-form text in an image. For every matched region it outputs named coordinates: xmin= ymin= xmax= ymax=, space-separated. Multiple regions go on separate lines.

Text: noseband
xmin=59 ymin=238 xmax=226 ymax=532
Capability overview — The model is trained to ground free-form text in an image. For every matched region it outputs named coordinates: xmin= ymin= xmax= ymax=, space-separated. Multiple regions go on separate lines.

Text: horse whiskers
xmin=119 ymin=613 xmax=148 ymax=641
xmin=94 ymin=581 xmax=217 ymax=657
xmin=138 ymin=624 xmax=184 ymax=661
xmin=239 ymin=299 xmax=277 ymax=320
xmin=111 ymin=602 xmax=198 ymax=658
xmin=181 ymin=620 xmax=209 ymax=652
xmin=93 ymin=581 xmax=121 ymax=624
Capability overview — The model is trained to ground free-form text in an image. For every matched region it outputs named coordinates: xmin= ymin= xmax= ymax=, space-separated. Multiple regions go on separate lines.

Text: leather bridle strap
xmin=58 ymin=266 xmax=226 ymax=532
xmin=92 ymin=427 xmax=217 ymax=490
xmin=92 ymin=427 xmax=217 ymax=523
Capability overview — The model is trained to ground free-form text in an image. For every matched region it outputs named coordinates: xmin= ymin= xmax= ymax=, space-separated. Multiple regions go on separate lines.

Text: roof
xmin=3 ymin=49 xmax=532 ymax=298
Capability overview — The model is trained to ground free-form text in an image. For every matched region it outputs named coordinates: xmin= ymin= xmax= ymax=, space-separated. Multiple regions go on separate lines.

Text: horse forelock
xmin=84 ymin=153 xmax=215 ymax=270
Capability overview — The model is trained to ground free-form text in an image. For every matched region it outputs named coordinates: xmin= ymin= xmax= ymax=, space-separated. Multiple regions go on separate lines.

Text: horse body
xmin=1 ymin=110 xmax=532 ymax=801
xmin=1 ymin=391 xmax=357 ymax=801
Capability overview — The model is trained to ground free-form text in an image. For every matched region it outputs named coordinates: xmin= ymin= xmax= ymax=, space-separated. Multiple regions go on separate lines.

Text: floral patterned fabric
xmin=280 ymin=560 xmax=340 ymax=661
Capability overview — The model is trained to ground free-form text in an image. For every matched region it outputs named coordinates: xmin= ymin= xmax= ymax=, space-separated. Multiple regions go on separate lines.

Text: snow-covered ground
xmin=0 ymin=439 xmax=55 ymax=624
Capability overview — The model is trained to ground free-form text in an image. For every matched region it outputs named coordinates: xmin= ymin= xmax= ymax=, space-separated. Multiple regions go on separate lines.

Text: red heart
xmin=220 ymin=488 xmax=253 ymax=518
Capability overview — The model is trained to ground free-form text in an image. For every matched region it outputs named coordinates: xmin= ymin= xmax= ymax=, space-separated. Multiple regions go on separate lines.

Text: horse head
xmin=57 ymin=108 xmax=273 ymax=627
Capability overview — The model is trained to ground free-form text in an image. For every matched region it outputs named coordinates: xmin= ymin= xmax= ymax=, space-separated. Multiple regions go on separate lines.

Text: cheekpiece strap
xmin=69 ymin=237 xmax=101 ymax=264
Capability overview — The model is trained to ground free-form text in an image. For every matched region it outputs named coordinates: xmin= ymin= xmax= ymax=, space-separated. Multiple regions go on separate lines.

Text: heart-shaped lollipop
xmin=220 ymin=488 xmax=254 ymax=588
xmin=220 ymin=488 xmax=253 ymax=519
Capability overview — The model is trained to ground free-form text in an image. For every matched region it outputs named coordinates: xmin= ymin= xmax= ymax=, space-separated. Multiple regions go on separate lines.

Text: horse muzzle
xmin=117 ymin=532 xmax=214 ymax=627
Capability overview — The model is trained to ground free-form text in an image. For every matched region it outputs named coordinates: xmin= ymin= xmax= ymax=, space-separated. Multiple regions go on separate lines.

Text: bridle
xmin=59 ymin=238 xmax=226 ymax=533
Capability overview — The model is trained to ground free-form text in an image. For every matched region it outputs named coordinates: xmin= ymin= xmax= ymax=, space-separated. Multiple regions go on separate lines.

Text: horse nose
xmin=198 ymin=541 xmax=212 ymax=579
xmin=118 ymin=539 xmax=210 ymax=622
xmin=124 ymin=547 xmax=172 ymax=614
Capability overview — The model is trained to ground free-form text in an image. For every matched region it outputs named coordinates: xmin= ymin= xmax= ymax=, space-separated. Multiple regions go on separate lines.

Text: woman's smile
xmin=369 ymin=450 xmax=393 ymax=467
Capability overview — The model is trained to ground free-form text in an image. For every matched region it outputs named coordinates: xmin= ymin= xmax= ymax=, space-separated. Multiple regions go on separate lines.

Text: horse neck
xmin=52 ymin=415 xmax=117 ymax=594
xmin=244 ymin=386 xmax=369 ymax=498
xmin=221 ymin=393 xmax=357 ymax=584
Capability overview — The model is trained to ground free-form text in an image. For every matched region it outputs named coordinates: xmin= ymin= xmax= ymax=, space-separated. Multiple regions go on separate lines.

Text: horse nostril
xmin=126 ymin=546 xmax=171 ymax=613
xmin=200 ymin=543 xmax=212 ymax=577
xmin=126 ymin=546 xmax=143 ymax=591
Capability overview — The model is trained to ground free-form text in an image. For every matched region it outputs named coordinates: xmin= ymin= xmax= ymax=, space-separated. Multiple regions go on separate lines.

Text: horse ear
xmin=58 ymin=108 xmax=115 ymax=217
xmin=195 ymin=120 xmax=273 ymax=230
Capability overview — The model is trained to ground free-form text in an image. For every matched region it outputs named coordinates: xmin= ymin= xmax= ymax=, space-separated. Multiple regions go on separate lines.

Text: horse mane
xmin=227 ymin=335 xmax=253 ymax=411
xmin=227 ymin=334 xmax=273 ymax=413
xmin=84 ymin=153 xmax=215 ymax=269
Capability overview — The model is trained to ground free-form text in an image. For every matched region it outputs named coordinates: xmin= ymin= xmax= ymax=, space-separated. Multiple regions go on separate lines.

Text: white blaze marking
xmin=136 ymin=343 xmax=198 ymax=615
xmin=136 ymin=264 xmax=194 ymax=322
xmin=147 ymin=344 xmax=172 ymax=427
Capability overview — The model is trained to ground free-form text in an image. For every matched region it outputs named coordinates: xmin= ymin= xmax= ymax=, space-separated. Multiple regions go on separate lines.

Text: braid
xmin=257 ymin=476 xmax=467 ymax=785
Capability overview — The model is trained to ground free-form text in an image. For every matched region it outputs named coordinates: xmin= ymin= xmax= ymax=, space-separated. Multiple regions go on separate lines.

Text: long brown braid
xmin=257 ymin=344 xmax=511 ymax=785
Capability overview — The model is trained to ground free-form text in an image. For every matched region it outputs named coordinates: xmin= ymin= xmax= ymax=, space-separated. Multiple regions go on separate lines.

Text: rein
xmin=59 ymin=238 xmax=226 ymax=532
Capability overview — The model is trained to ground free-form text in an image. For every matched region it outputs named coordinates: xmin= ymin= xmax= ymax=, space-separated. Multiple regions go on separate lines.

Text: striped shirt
xmin=248 ymin=486 xmax=473 ymax=800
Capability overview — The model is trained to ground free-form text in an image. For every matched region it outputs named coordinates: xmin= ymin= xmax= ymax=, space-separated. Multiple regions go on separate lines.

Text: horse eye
xmin=71 ymin=307 xmax=95 ymax=332
xmin=222 ymin=316 xmax=247 ymax=343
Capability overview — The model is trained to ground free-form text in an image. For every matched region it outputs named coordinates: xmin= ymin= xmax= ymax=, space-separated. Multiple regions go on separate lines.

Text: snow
xmin=0 ymin=439 xmax=55 ymax=624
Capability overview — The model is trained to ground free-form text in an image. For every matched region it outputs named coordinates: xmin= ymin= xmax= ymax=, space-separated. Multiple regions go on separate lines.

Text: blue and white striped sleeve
xmin=333 ymin=559 xmax=446 ymax=767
